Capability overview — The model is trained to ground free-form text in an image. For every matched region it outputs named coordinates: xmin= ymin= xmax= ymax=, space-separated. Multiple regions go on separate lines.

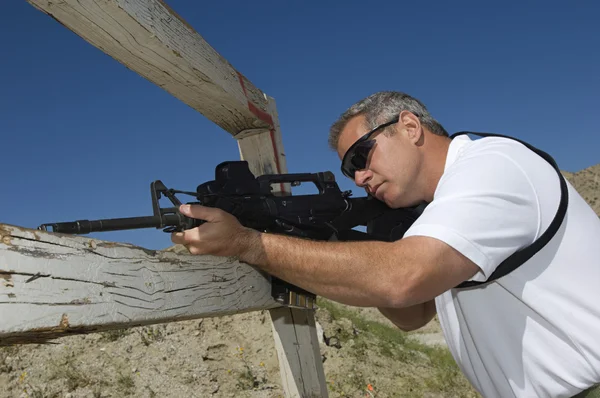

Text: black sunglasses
xmin=340 ymin=116 xmax=400 ymax=179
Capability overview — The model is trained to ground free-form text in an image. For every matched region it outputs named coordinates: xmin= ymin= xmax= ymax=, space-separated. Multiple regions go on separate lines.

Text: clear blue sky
xmin=1 ymin=1 xmax=598 ymax=250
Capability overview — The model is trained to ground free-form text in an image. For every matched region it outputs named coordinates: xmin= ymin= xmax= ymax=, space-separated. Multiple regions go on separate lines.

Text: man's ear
xmin=399 ymin=110 xmax=422 ymax=144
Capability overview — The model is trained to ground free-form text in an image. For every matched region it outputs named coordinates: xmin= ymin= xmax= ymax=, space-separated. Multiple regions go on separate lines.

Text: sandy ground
xmin=0 ymin=302 xmax=456 ymax=398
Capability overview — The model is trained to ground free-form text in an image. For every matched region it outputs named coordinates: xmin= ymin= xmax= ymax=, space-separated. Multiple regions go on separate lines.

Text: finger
xmin=170 ymin=229 xmax=209 ymax=255
xmin=171 ymin=226 xmax=203 ymax=243
xmin=170 ymin=231 xmax=186 ymax=245
xmin=187 ymin=245 xmax=203 ymax=255
xmin=179 ymin=204 xmax=223 ymax=223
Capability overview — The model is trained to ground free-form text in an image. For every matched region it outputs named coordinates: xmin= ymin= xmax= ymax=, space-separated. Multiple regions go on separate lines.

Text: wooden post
xmin=236 ymin=97 xmax=328 ymax=397
xmin=14 ymin=1 xmax=328 ymax=396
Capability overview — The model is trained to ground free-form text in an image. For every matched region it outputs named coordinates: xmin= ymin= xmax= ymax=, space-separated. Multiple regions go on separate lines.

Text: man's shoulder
xmin=447 ymin=134 xmax=553 ymax=181
xmin=456 ymin=135 xmax=538 ymax=160
xmin=408 ymin=134 xmax=550 ymax=282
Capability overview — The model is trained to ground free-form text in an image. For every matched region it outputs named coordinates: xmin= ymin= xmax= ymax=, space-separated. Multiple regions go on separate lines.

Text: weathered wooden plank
xmin=0 ymin=223 xmax=279 ymax=346
xmin=26 ymin=0 xmax=272 ymax=136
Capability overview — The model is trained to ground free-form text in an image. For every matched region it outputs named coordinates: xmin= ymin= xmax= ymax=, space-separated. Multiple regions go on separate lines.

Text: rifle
xmin=38 ymin=161 xmax=426 ymax=309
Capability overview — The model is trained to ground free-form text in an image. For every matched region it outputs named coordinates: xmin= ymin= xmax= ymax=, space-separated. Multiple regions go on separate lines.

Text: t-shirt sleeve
xmin=403 ymin=145 xmax=542 ymax=282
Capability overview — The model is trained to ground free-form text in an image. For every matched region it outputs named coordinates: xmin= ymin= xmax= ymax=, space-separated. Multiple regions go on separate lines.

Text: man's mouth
xmin=369 ymin=183 xmax=382 ymax=197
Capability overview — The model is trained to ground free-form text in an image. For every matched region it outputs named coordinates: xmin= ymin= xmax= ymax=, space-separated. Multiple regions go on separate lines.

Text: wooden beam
xmin=26 ymin=0 xmax=272 ymax=137
xmin=0 ymin=223 xmax=279 ymax=346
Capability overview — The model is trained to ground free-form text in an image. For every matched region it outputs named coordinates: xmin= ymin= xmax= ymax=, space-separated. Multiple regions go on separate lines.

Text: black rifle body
xmin=38 ymin=161 xmax=426 ymax=308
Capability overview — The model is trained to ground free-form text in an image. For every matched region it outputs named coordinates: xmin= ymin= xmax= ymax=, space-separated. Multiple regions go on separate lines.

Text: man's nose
xmin=354 ymin=169 xmax=371 ymax=187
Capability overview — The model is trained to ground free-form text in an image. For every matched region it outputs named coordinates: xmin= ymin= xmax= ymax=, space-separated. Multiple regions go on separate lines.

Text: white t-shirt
xmin=403 ymin=134 xmax=600 ymax=398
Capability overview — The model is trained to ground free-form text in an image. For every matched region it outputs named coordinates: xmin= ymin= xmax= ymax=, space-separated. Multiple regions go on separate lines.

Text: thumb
xmin=179 ymin=204 xmax=223 ymax=223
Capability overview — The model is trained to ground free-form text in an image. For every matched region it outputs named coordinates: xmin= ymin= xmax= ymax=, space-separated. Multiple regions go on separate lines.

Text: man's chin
xmin=384 ymin=196 xmax=421 ymax=209
xmin=383 ymin=196 xmax=401 ymax=209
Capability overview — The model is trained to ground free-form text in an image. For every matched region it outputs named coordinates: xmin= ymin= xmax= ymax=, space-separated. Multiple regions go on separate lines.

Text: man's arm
xmin=172 ymin=204 xmax=481 ymax=309
xmin=240 ymin=231 xmax=479 ymax=308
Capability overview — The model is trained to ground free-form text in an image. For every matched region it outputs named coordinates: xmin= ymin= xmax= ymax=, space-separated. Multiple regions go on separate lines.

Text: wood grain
xmin=0 ymin=223 xmax=278 ymax=345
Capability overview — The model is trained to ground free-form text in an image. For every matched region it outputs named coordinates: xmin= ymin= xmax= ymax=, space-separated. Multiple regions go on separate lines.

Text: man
xmin=172 ymin=91 xmax=600 ymax=397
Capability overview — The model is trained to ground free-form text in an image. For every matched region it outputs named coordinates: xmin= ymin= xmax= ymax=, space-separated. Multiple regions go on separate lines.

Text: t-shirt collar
xmin=445 ymin=134 xmax=473 ymax=172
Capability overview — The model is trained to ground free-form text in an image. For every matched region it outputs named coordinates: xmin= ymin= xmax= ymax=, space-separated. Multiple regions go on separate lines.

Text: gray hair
xmin=328 ymin=91 xmax=449 ymax=150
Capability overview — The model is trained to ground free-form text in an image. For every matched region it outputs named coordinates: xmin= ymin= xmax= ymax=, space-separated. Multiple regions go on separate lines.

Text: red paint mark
xmin=248 ymin=102 xmax=274 ymax=127
xmin=237 ymin=72 xmax=273 ymax=125
xmin=237 ymin=72 xmax=288 ymax=194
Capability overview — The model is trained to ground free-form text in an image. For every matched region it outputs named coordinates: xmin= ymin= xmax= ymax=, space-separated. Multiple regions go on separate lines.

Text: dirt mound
xmin=563 ymin=164 xmax=600 ymax=215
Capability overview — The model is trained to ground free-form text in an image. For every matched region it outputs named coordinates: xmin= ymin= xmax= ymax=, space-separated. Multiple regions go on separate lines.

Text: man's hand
xmin=170 ymin=204 xmax=259 ymax=258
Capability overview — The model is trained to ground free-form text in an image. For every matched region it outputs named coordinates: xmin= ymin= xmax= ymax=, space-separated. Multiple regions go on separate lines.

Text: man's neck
xmin=419 ymin=134 xmax=452 ymax=203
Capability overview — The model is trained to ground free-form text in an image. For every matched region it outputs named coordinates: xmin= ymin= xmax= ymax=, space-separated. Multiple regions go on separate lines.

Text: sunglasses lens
xmin=342 ymin=140 xmax=376 ymax=178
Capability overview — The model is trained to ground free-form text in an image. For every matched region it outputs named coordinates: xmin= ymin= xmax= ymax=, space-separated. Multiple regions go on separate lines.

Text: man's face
xmin=337 ymin=114 xmax=422 ymax=208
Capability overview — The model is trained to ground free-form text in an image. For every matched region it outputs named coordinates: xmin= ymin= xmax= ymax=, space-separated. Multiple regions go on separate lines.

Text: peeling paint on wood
xmin=0 ymin=271 xmax=14 ymax=288
xmin=0 ymin=272 xmax=12 ymax=283
xmin=59 ymin=313 xmax=69 ymax=329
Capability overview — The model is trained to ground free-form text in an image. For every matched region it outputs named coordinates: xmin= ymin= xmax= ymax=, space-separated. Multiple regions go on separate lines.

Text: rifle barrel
xmin=38 ymin=214 xmax=183 ymax=234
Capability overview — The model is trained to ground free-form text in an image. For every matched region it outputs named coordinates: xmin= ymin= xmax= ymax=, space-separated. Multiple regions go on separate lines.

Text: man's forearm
xmin=175 ymin=204 xmax=472 ymax=311
xmin=239 ymin=230 xmax=417 ymax=308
